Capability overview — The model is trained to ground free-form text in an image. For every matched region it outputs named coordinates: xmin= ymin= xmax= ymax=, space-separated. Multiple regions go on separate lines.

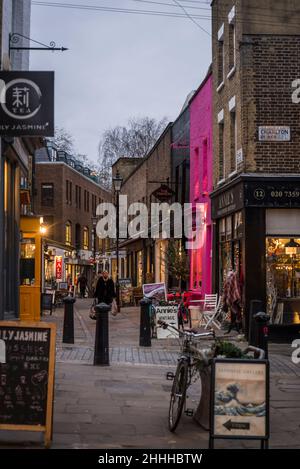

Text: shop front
xmin=211 ymin=176 xmax=300 ymax=341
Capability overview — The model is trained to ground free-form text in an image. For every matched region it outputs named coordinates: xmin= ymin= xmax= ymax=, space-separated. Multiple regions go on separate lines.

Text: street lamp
xmin=113 ymin=170 xmax=123 ymax=312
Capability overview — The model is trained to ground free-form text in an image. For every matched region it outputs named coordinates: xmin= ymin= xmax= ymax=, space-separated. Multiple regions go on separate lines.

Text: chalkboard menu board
xmin=0 ymin=322 xmax=56 ymax=448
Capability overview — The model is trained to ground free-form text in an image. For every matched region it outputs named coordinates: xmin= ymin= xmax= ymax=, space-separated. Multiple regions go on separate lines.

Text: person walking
xmin=94 ymin=271 xmax=116 ymax=309
xmin=78 ymin=272 xmax=88 ymax=298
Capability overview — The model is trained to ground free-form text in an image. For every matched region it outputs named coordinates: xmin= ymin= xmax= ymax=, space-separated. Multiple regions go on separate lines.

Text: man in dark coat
xmin=94 ymin=271 xmax=116 ymax=305
xmin=77 ymin=272 xmax=88 ymax=298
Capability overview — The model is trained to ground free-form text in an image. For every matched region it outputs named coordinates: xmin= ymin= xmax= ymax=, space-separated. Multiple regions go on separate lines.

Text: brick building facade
xmin=35 ymin=147 xmax=111 ymax=288
xmin=211 ymin=0 xmax=300 ymax=339
xmin=112 ymin=124 xmax=172 ymax=288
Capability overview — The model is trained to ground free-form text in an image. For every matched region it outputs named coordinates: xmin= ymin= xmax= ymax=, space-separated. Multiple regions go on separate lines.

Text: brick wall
xmin=35 ymin=162 xmax=111 ymax=250
xmin=212 ymin=0 xmax=300 ymax=187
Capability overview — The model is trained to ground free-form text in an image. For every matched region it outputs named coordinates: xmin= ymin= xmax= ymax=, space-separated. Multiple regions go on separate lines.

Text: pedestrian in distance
xmin=94 ymin=271 xmax=117 ymax=314
xmin=77 ymin=272 xmax=88 ymax=298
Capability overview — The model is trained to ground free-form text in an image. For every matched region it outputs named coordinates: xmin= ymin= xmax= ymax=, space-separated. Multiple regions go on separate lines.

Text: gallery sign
xmin=258 ymin=126 xmax=290 ymax=142
xmin=209 ymin=359 xmax=269 ymax=448
xmin=0 ymin=71 xmax=54 ymax=137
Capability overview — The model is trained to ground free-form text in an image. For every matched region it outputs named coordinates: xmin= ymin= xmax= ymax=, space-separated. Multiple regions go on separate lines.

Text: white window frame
xmin=227 ymin=6 xmax=236 ymax=78
xmin=217 ymin=24 xmax=225 ymax=91
xmin=228 ymin=97 xmax=238 ymax=176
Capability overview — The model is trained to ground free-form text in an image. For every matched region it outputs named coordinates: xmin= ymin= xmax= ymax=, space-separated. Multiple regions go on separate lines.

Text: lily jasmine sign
xmin=0 ymin=71 xmax=54 ymax=137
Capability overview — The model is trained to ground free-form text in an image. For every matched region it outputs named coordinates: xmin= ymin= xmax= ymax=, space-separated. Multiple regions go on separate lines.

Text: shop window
xmin=41 ymin=183 xmax=54 ymax=207
xmin=234 ymin=211 xmax=243 ymax=239
xmin=266 ymin=238 xmax=300 ymax=325
xmin=65 ymin=222 xmax=72 ymax=246
xmin=83 ymin=227 xmax=89 ymax=250
xmin=219 ymin=218 xmax=226 ymax=243
xmin=20 ymin=238 xmax=36 ymax=286
xmin=226 ymin=216 xmax=232 ymax=240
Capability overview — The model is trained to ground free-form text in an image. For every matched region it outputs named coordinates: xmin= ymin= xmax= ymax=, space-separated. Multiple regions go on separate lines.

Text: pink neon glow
xmin=189 ymin=73 xmax=213 ymax=297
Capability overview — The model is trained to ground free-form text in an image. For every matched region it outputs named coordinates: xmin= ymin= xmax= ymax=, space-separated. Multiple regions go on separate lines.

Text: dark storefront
xmin=211 ymin=175 xmax=300 ymax=342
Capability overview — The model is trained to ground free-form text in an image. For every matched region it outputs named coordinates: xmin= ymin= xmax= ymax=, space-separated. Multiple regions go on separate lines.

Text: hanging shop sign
xmin=0 ymin=321 xmax=56 ymax=448
xmin=258 ymin=126 xmax=290 ymax=142
xmin=152 ymin=184 xmax=175 ymax=202
xmin=209 ymin=359 xmax=269 ymax=449
xmin=0 ymin=71 xmax=54 ymax=137
xmin=155 ymin=305 xmax=179 ymax=339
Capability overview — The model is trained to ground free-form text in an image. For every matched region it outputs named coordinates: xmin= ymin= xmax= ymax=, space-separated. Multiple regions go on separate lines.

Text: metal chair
xmin=202 ymin=296 xmax=223 ymax=330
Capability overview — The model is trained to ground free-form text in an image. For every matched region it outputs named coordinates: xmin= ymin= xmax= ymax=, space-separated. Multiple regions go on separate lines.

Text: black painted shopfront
xmin=211 ymin=175 xmax=300 ymax=341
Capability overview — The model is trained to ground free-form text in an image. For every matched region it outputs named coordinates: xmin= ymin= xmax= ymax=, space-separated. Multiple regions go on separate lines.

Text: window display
xmin=20 ymin=238 xmax=36 ymax=285
xmin=266 ymin=238 xmax=300 ymax=325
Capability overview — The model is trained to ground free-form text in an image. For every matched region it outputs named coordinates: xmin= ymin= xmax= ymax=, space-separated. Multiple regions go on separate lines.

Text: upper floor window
xmin=83 ymin=227 xmax=89 ymax=250
xmin=229 ymin=96 xmax=237 ymax=174
xmin=84 ymin=190 xmax=90 ymax=212
xmin=217 ymin=24 xmax=225 ymax=88
xmin=218 ymin=110 xmax=225 ymax=182
xmin=65 ymin=221 xmax=72 ymax=246
xmin=228 ymin=6 xmax=236 ymax=74
xmin=41 ymin=183 xmax=54 ymax=207
xmin=66 ymin=180 xmax=72 ymax=205
xmin=75 ymin=185 xmax=81 ymax=209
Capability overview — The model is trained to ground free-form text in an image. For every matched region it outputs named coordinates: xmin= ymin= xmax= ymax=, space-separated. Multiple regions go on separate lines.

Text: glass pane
xmin=266 ymin=237 xmax=300 ymax=325
xmin=20 ymin=238 xmax=36 ymax=285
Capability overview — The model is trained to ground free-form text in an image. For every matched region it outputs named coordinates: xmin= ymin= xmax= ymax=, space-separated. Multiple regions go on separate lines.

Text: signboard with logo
xmin=258 ymin=126 xmax=290 ymax=142
xmin=0 ymin=321 xmax=56 ymax=448
xmin=152 ymin=184 xmax=175 ymax=202
xmin=211 ymin=183 xmax=244 ymax=219
xmin=210 ymin=359 xmax=269 ymax=448
xmin=0 ymin=71 xmax=54 ymax=136
xmin=155 ymin=305 xmax=179 ymax=339
xmin=245 ymin=181 xmax=300 ymax=208
xmin=142 ymin=282 xmax=167 ymax=306
xmin=55 ymin=256 xmax=62 ymax=280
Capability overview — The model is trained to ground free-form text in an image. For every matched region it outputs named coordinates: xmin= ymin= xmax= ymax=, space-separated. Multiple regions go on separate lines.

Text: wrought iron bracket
xmin=9 ymin=33 xmax=68 ymax=57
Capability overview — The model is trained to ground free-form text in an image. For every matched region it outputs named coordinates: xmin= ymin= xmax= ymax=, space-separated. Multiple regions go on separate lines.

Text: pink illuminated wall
xmin=189 ymin=72 xmax=213 ymax=297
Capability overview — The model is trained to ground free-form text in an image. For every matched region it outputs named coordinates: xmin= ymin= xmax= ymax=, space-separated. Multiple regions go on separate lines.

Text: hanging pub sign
xmin=0 ymin=71 xmax=54 ymax=137
xmin=152 ymin=184 xmax=174 ymax=202
xmin=209 ymin=359 xmax=270 ymax=449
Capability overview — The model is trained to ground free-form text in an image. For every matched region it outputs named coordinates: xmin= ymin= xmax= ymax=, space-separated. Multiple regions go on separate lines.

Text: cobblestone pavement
xmin=1 ymin=299 xmax=299 ymax=449
xmin=47 ymin=299 xmax=300 ymax=377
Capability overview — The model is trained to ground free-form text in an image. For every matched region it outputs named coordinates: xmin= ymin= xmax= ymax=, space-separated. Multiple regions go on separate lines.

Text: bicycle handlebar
xmin=157 ymin=320 xmax=215 ymax=339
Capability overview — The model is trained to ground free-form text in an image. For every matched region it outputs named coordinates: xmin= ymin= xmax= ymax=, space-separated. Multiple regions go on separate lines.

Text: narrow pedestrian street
xmin=23 ymin=301 xmax=300 ymax=449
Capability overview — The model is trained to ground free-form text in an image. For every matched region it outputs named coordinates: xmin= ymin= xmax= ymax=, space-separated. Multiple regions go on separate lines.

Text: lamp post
xmin=113 ymin=170 xmax=123 ymax=312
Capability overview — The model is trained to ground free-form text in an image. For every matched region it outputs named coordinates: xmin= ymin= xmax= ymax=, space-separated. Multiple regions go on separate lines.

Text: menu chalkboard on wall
xmin=0 ymin=322 xmax=56 ymax=448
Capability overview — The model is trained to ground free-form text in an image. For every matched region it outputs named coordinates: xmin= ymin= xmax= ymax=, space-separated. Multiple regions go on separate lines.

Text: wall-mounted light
xmin=285 ymin=239 xmax=300 ymax=255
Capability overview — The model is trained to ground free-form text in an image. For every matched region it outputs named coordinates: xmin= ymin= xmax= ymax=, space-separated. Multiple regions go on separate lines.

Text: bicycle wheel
xmin=168 ymin=359 xmax=189 ymax=432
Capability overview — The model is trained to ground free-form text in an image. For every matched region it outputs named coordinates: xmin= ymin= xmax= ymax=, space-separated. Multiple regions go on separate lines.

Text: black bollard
xmin=94 ymin=303 xmax=110 ymax=366
xmin=62 ymin=296 xmax=76 ymax=344
xmin=254 ymin=312 xmax=270 ymax=359
xmin=139 ymin=297 xmax=152 ymax=347
xmin=249 ymin=299 xmax=263 ymax=345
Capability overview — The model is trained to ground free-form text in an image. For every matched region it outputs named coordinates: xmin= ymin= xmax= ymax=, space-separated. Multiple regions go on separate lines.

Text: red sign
xmin=55 ymin=256 xmax=62 ymax=280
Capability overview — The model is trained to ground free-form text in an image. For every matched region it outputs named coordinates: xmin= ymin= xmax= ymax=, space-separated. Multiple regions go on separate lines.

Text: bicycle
xmin=158 ymin=319 xmax=215 ymax=432
xmin=158 ymin=320 xmax=265 ymax=433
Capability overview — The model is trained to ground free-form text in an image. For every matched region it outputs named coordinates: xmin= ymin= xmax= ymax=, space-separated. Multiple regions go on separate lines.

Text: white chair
xmin=189 ymin=294 xmax=218 ymax=328
xmin=202 ymin=294 xmax=222 ymax=330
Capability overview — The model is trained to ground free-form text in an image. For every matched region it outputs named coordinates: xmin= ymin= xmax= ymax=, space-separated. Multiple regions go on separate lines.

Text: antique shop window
xmin=20 ymin=238 xmax=36 ymax=286
xmin=266 ymin=238 xmax=300 ymax=325
xmin=41 ymin=183 xmax=54 ymax=207
xmin=219 ymin=212 xmax=243 ymax=292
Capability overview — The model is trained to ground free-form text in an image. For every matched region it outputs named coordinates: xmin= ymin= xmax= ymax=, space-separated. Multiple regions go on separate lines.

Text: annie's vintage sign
xmin=0 ymin=71 xmax=54 ymax=137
